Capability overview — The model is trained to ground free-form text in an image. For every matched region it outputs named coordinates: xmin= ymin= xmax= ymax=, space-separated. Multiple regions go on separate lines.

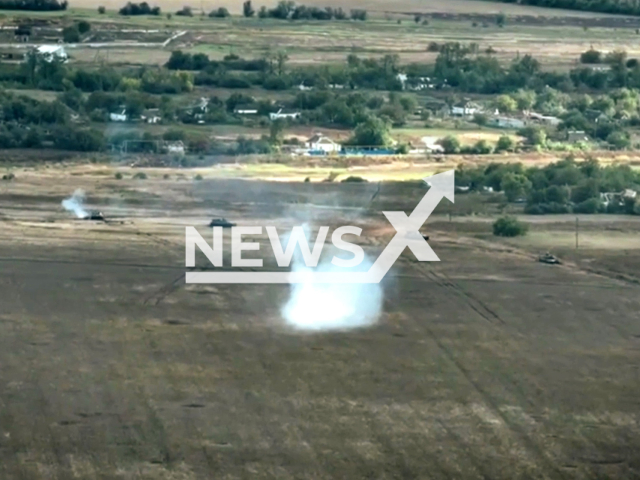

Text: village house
xmin=234 ymin=106 xmax=258 ymax=115
xmin=526 ymin=111 xmax=561 ymax=126
xmin=165 ymin=141 xmax=185 ymax=155
xmin=35 ymin=45 xmax=68 ymax=63
xmin=306 ymin=134 xmax=341 ymax=154
xmin=269 ymin=108 xmax=301 ymax=121
xmin=450 ymin=101 xmax=479 ymax=116
xmin=14 ymin=26 xmax=31 ymax=43
xmin=109 ymin=109 xmax=127 ymax=122
xmin=141 ymin=108 xmax=161 ymax=124
xmin=567 ymin=130 xmax=589 ymax=143
xmin=490 ymin=116 xmax=526 ymax=129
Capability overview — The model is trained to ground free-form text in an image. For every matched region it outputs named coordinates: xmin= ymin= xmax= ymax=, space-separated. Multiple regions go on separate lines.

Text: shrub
xmin=209 ymin=7 xmax=229 ymax=17
xmin=62 ymin=25 xmax=80 ymax=43
xmin=119 ymin=2 xmax=161 ymax=15
xmin=163 ymin=173 xmax=170 ymax=179
xmin=580 ymin=48 xmax=602 ymax=64
xmin=114 ymin=172 xmax=123 ymax=179
xmin=350 ymin=9 xmax=366 ymax=20
xmin=133 ymin=172 xmax=147 ymax=179
xmin=341 ymin=176 xmax=368 ymax=183
xmin=98 ymin=5 xmax=106 ymax=13
xmin=2 ymin=172 xmax=15 ymax=181
xmin=493 ymin=216 xmax=528 ymax=237
xmin=304 ymin=177 xmax=310 ymax=183
xmin=194 ymin=174 xmax=203 ymax=180
xmin=495 ymin=135 xmax=515 ymax=153
xmin=437 ymin=135 xmax=460 ymax=154
xmin=176 ymin=5 xmax=192 ymax=16
xmin=573 ymin=198 xmax=603 ymax=214
xmin=77 ymin=20 xmax=91 ymax=34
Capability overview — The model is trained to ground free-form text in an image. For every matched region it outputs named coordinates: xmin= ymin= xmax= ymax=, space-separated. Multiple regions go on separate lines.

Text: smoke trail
xmin=61 ymin=189 xmax=88 ymax=218
xmin=281 ymin=227 xmax=383 ymax=332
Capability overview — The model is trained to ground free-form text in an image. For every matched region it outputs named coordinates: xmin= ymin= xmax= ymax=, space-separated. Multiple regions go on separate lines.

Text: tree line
xmin=242 ymin=0 xmax=365 ymax=20
xmin=118 ymin=1 xmax=161 ymax=15
xmin=456 ymin=158 xmax=640 ymax=215
xmin=0 ymin=0 xmax=66 ymax=10
xmin=493 ymin=0 xmax=640 ymax=17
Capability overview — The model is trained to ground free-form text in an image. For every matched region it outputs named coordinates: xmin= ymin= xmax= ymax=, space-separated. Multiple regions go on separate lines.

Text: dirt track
xmin=0 ymin=172 xmax=639 ymax=479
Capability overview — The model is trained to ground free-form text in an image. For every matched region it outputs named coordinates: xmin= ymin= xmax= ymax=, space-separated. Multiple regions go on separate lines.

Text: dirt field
xmin=0 ymin=166 xmax=639 ymax=479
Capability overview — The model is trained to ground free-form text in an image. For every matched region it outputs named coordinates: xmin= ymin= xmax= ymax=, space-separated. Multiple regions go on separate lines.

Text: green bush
xmin=493 ymin=216 xmax=529 ymax=237
xmin=341 ymin=176 xmax=368 ymax=183
xmin=132 ymin=172 xmax=147 ymax=180
xmin=194 ymin=174 xmax=203 ymax=181
xmin=2 ymin=172 xmax=15 ymax=181
xmin=114 ymin=172 xmax=123 ymax=179
xmin=573 ymin=198 xmax=603 ymax=214
xmin=98 ymin=5 xmax=106 ymax=13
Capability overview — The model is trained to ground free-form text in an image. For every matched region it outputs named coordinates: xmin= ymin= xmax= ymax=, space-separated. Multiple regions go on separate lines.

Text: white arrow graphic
xmin=185 ymin=170 xmax=454 ymax=284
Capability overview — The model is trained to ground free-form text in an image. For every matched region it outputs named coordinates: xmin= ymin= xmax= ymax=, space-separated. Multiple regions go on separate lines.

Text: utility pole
xmin=575 ymin=216 xmax=579 ymax=249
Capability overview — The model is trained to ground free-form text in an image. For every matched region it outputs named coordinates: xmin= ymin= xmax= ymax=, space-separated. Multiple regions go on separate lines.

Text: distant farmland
xmin=67 ymin=0 xmax=634 ymax=17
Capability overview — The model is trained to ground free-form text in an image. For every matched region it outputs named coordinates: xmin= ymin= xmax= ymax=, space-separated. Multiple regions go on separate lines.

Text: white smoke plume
xmin=61 ymin=189 xmax=88 ymax=218
xmin=281 ymin=226 xmax=383 ymax=332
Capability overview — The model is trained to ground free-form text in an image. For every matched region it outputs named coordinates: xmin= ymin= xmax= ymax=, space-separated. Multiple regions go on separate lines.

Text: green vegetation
xmin=118 ymin=2 xmax=160 ymax=15
xmin=493 ymin=216 xmax=529 ymax=237
xmin=491 ymin=0 xmax=640 ymax=17
xmin=0 ymin=0 xmax=66 ymax=10
xmin=457 ymin=158 xmax=640 ymax=215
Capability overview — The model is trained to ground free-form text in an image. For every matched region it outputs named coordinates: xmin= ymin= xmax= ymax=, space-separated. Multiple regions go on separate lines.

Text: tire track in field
xmin=409 ymin=262 xmax=569 ymax=479
xmin=411 ymin=262 xmax=505 ymax=326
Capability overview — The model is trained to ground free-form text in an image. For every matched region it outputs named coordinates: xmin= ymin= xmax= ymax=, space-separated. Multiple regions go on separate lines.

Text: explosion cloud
xmin=61 ymin=189 xmax=88 ymax=218
xmin=281 ymin=227 xmax=383 ymax=332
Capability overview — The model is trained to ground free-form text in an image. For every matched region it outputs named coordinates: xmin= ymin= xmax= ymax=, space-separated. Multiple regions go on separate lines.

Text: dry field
xmin=61 ymin=15 xmax=640 ymax=71
xmin=0 ymin=165 xmax=639 ymax=479
xmin=66 ymin=0 xmax=640 ymax=17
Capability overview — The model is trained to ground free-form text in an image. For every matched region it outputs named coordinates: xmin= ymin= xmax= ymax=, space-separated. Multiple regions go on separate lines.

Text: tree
xmin=176 ymin=6 xmax=192 ymax=16
xmin=501 ymin=173 xmax=532 ymax=202
xmin=495 ymin=135 xmax=515 ymax=152
xmin=496 ymin=12 xmax=505 ymax=27
xmin=606 ymin=130 xmax=631 ymax=149
xmin=350 ymin=116 xmax=391 ymax=146
xmin=62 ymin=25 xmax=80 ymax=43
xmin=98 ymin=6 xmax=106 ymax=13
xmin=243 ymin=0 xmax=254 ymax=17
xmin=269 ymin=119 xmax=285 ymax=145
xmin=513 ymin=89 xmax=536 ymax=110
xmin=275 ymin=50 xmax=288 ymax=77
xmin=519 ymin=126 xmax=546 ymax=146
xmin=258 ymin=5 xmax=267 ymax=17
xmin=77 ymin=20 xmax=91 ymax=34
xmin=493 ymin=216 xmax=528 ymax=237
xmin=437 ymin=135 xmax=460 ymax=154
xmin=571 ymin=178 xmax=599 ymax=203
xmin=580 ymin=48 xmax=602 ymax=64
xmin=494 ymin=94 xmax=518 ymax=113
xmin=209 ymin=7 xmax=230 ymax=17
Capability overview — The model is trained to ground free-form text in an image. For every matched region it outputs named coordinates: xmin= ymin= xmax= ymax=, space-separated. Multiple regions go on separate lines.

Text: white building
xmin=269 ymin=108 xmax=301 ymax=121
xmin=166 ymin=141 xmax=185 ymax=155
xmin=234 ymin=107 xmax=258 ymax=115
xmin=141 ymin=108 xmax=161 ymax=124
xmin=306 ymin=134 xmax=341 ymax=153
xmin=109 ymin=109 xmax=127 ymax=122
xmin=451 ymin=102 xmax=479 ymax=116
xmin=36 ymin=45 xmax=68 ymax=63
xmin=491 ymin=117 xmax=525 ymax=129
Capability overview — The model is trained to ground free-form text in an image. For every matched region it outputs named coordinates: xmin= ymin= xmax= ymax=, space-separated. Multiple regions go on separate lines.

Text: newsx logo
xmin=185 ymin=170 xmax=454 ymax=284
